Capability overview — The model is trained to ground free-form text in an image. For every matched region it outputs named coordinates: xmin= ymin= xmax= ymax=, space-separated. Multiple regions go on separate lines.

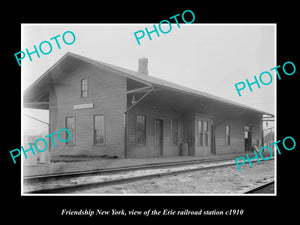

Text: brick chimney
xmin=138 ymin=58 xmax=148 ymax=75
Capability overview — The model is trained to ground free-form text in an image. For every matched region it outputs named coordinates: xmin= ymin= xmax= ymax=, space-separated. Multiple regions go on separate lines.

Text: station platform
xmin=23 ymin=152 xmax=260 ymax=178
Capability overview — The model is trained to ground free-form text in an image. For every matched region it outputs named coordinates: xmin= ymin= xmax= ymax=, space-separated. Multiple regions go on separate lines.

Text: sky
xmin=21 ymin=24 xmax=275 ymax=134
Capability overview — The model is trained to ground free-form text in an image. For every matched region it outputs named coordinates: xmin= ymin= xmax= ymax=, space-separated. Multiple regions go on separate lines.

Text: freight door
xmin=195 ymin=116 xmax=212 ymax=156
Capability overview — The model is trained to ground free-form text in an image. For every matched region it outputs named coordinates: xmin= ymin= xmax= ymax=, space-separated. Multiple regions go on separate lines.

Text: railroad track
xmin=244 ymin=181 xmax=275 ymax=194
xmin=23 ymin=157 xmax=272 ymax=194
xmin=24 ymin=154 xmax=269 ymax=182
xmin=24 ymin=156 xmax=245 ymax=183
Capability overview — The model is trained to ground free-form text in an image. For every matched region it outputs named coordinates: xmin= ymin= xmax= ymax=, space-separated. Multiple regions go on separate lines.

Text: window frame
xmin=80 ymin=77 xmax=89 ymax=98
xmin=136 ymin=114 xmax=146 ymax=146
xmin=94 ymin=114 xmax=106 ymax=146
xmin=244 ymin=125 xmax=251 ymax=138
xmin=203 ymin=121 xmax=209 ymax=146
xmin=196 ymin=118 xmax=203 ymax=146
xmin=225 ymin=125 xmax=230 ymax=146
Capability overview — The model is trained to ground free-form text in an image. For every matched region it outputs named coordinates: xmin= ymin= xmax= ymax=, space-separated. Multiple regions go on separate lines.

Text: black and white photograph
xmin=21 ymin=24 xmax=276 ymax=195
xmin=4 ymin=6 xmax=298 ymax=224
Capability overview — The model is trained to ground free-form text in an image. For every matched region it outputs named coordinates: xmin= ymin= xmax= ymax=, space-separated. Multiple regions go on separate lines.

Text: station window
xmin=94 ymin=114 xmax=105 ymax=145
xmin=171 ymin=118 xmax=179 ymax=145
xmin=81 ymin=78 xmax=88 ymax=98
xmin=225 ymin=125 xmax=230 ymax=146
xmin=244 ymin=125 xmax=251 ymax=138
xmin=196 ymin=119 xmax=203 ymax=146
xmin=65 ymin=116 xmax=75 ymax=145
xmin=136 ymin=115 xmax=146 ymax=145
xmin=203 ymin=121 xmax=208 ymax=146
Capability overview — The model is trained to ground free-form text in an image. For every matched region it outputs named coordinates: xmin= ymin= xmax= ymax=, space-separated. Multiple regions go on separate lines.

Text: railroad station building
xmin=24 ymin=52 xmax=274 ymax=159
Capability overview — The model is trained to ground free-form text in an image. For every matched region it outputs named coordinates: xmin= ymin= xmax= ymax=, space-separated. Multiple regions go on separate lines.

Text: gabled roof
xmin=24 ymin=52 xmax=274 ymax=116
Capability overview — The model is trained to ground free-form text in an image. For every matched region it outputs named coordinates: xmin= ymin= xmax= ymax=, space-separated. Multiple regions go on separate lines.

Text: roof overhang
xmin=24 ymin=52 xmax=274 ymax=117
xmin=23 ymin=53 xmax=81 ymax=109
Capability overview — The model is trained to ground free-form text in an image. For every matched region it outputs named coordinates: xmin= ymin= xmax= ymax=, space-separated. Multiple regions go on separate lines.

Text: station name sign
xmin=73 ymin=103 xmax=94 ymax=110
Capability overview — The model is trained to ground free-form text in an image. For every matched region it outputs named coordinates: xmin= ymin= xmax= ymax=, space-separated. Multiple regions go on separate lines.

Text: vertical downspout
xmin=211 ymin=124 xmax=216 ymax=155
xmin=124 ymin=112 xmax=128 ymax=158
xmin=262 ymin=129 xmax=264 ymax=148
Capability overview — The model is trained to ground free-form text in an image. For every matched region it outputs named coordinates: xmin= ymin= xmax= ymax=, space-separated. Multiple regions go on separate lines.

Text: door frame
xmin=195 ymin=115 xmax=213 ymax=155
xmin=244 ymin=125 xmax=252 ymax=152
xmin=154 ymin=119 xmax=164 ymax=156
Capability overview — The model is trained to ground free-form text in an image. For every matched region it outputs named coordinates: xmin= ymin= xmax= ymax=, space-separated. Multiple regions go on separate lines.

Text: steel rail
xmin=24 ymin=156 xmax=243 ymax=183
xmin=25 ymin=160 xmax=239 ymax=194
xmin=24 ymin=156 xmax=274 ymax=194
xmin=244 ymin=181 xmax=275 ymax=194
